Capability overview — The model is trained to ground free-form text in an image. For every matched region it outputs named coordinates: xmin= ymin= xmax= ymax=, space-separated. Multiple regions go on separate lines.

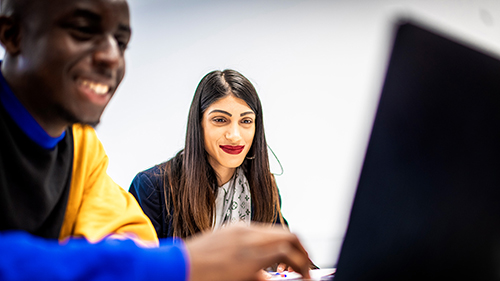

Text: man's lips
xmin=220 ymin=145 xmax=245 ymax=155
xmin=76 ymin=77 xmax=113 ymax=106
xmin=77 ymin=78 xmax=111 ymax=95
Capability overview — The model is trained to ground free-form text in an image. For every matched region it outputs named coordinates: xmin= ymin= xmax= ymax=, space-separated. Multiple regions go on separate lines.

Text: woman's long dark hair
xmin=163 ymin=69 xmax=284 ymax=238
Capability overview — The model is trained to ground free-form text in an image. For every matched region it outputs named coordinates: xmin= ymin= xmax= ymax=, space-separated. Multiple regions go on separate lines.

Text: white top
xmin=213 ymin=167 xmax=252 ymax=229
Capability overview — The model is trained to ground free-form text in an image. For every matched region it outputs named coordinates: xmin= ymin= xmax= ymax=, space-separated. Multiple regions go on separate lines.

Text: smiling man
xmin=0 ymin=0 xmax=312 ymax=280
xmin=0 ymin=0 xmax=157 ymax=244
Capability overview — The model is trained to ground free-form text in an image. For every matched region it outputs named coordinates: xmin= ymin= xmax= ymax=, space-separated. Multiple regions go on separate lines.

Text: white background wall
xmin=76 ymin=0 xmax=500 ymax=268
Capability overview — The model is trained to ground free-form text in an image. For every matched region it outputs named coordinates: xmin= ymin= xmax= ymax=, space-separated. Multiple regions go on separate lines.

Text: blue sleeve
xmin=0 ymin=231 xmax=188 ymax=281
xmin=129 ymin=172 xmax=163 ymax=236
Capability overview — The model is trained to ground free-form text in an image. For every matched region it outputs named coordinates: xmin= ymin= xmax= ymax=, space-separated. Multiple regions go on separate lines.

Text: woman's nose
xmin=225 ymin=123 xmax=242 ymax=142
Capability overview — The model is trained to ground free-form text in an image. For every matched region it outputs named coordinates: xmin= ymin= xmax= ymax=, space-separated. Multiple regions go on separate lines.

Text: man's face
xmin=17 ymin=0 xmax=130 ymax=126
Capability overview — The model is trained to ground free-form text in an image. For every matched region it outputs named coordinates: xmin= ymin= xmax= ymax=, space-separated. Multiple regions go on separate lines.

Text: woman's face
xmin=202 ymin=95 xmax=256 ymax=174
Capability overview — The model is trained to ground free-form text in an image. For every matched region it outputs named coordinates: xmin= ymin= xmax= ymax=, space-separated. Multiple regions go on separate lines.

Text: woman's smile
xmin=202 ymin=95 xmax=255 ymax=175
xmin=220 ymin=145 xmax=245 ymax=155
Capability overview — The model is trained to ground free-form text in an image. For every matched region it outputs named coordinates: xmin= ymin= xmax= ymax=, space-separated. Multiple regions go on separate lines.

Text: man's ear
xmin=0 ymin=15 xmax=20 ymax=55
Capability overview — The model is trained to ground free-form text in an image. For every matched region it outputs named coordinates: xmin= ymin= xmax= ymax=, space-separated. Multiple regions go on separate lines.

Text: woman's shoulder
xmin=131 ymin=161 xmax=170 ymax=191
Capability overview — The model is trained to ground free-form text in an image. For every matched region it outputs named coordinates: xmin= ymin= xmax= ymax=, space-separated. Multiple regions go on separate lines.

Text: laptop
xmin=334 ymin=20 xmax=500 ymax=280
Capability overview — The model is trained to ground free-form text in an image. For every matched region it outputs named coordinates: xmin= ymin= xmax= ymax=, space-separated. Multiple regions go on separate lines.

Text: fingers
xmin=245 ymin=224 xmax=309 ymax=257
xmin=255 ymin=269 xmax=272 ymax=280
xmin=246 ymin=239 xmax=309 ymax=279
xmin=277 ymin=263 xmax=286 ymax=273
xmin=276 ymin=263 xmax=294 ymax=273
xmin=238 ymin=225 xmax=311 ymax=279
xmin=185 ymin=224 xmax=311 ymax=281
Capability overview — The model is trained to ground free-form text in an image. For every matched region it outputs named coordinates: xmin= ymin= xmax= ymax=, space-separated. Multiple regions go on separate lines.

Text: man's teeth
xmin=81 ymin=80 xmax=109 ymax=95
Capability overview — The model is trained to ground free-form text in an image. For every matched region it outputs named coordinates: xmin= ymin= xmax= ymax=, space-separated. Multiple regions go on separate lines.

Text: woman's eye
xmin=242 ymin=119 xmax=253 ymax=124
xmin=213 ymin=118 xmax=226 ymax=123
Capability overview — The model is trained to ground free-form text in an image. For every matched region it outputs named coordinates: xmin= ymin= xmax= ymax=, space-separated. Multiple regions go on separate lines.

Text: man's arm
xmin=1 ymin=225 xmax=311 ymax=281
xmin=0 ymin=231 xmax=187 ymax=281
xmin=59 ymin=124 xmax=158 ymax=245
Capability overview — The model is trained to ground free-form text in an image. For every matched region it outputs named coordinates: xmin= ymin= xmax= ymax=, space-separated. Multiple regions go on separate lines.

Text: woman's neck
xmin=214 ymin=166 xmax=236 ymax=186
xmin=207 ymin=156 xmax=237 ymax=186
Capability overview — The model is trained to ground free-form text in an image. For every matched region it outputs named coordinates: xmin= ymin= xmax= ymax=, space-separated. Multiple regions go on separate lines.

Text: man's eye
xmin=75 ymin=26 xmax=94 ymax=33
xmin=118 ymin=42 xmax=127 ymax=51
xmin=115 ymin=37 xmax=129 ymax=51
xmin=69 ymin=25 xmax=99 ymax=40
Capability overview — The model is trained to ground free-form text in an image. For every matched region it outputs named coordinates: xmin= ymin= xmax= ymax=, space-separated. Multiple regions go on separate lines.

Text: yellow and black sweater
xmin=0 ymin=76 xmax=157 ymax=245
xmin=60 ymin=124 xmax=158 ymax=244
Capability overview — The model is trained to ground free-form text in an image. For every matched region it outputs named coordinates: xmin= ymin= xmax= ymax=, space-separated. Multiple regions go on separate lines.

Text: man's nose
xmin=93 ymin=35 xmax=121 ymax=71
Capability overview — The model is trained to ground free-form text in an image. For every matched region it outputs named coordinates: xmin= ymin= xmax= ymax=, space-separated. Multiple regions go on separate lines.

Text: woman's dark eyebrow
xmin=209 ymin=110 xmax=255 ymax=117
xmin=209 ymin=109 xmax=231 ymax=117
xmin=240 ymin=111 xmax=255 ymax=117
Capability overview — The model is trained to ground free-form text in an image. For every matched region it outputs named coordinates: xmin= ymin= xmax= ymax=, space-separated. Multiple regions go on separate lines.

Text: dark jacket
xmin=129 ymin=162 xmax=287 ymax=239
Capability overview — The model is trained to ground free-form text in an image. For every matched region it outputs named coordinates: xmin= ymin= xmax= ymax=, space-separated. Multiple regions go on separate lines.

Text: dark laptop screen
xmin=334 ymin=21 xmax=500 ymax=281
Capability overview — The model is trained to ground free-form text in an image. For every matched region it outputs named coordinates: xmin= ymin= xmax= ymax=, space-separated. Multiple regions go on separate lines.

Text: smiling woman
xmin=202 ymin=95 xmax=256 ymax=185
xmin=129 ymin=69 xmax=287 ymax=239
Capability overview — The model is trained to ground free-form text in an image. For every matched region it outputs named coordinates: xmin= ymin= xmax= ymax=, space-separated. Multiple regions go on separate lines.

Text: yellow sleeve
xmin=59 ymin=124 xmax=158 ymax=246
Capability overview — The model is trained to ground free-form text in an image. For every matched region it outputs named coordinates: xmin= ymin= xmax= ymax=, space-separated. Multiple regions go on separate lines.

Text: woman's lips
xmin=220 ymin=145 xmax=245 ymax=155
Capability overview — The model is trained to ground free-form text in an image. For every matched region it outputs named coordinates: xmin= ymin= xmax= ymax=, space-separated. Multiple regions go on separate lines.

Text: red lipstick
xmin=220 ymin=145 xmax=245 ymax=155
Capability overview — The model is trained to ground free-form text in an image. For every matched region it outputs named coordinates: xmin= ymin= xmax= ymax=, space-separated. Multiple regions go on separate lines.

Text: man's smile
xmin=77 ymin=78 xmax=111 ymax=95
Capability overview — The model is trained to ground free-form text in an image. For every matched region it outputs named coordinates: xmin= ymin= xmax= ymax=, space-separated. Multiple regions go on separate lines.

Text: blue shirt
xmin=0 ymin=231 xmax=188 ymax=281
xmin=0 ymin=66 xmax=65 ymax=149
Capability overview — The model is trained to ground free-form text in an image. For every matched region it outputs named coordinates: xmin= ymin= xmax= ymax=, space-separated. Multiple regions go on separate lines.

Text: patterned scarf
xmin=213 ymin=167 xmax=252 ymax=229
